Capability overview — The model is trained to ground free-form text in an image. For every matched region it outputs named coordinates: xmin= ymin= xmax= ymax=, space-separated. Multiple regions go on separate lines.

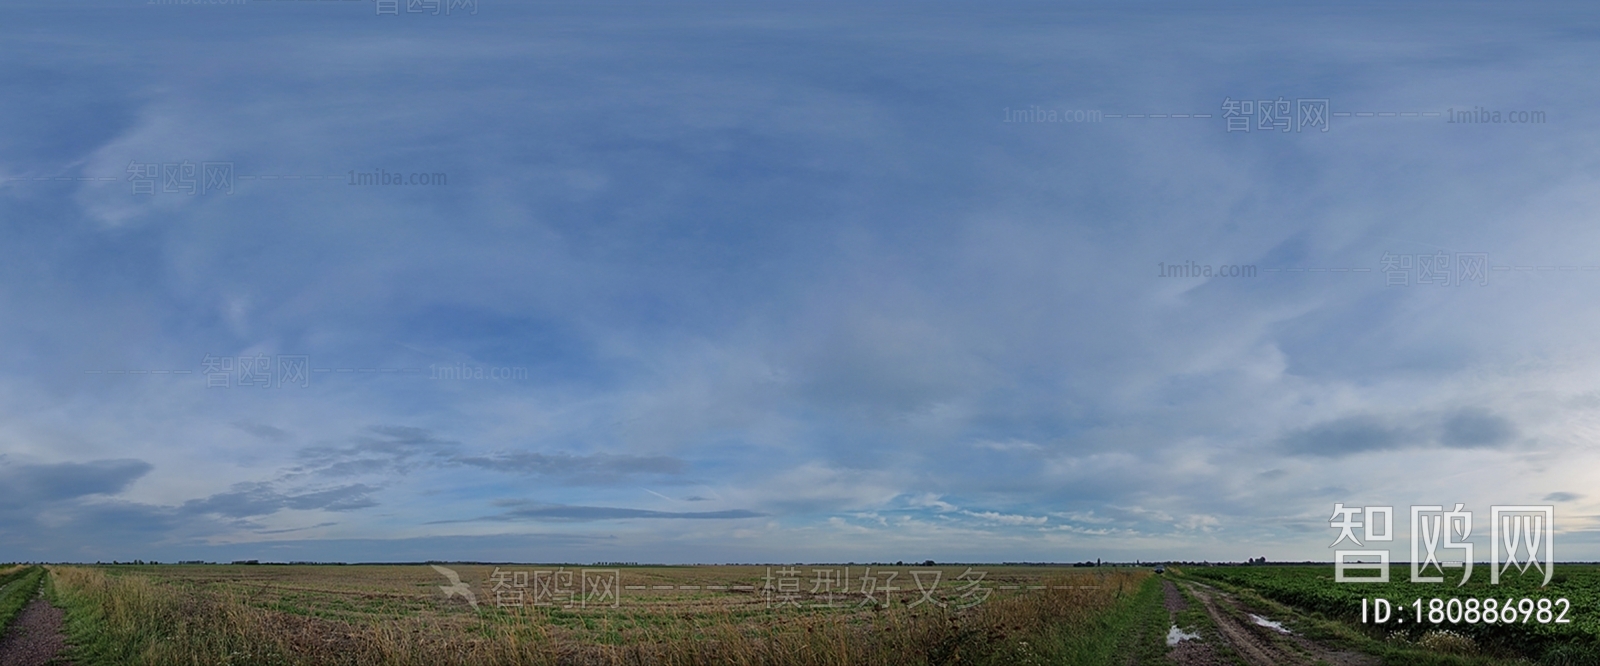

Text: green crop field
xmin=1186 ymin=564 xmax=1600 ymax=664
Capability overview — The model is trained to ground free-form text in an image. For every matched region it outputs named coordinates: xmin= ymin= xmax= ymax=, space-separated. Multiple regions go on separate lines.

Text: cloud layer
xmin=2 ymin=2 xmax=1599 ymax=563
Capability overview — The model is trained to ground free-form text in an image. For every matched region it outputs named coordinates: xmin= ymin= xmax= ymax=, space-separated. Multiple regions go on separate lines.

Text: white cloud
xmin=959 ymin=510 xmax=1048 ymax=526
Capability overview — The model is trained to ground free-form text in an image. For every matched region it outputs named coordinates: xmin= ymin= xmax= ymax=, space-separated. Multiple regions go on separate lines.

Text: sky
xmin=1 ymin=0 xmax=1598 ymax=565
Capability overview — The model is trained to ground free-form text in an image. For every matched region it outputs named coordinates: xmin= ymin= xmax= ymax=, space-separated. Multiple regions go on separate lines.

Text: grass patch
xmin=1076 ymin=571 xmax=1166 ymax=664
xmin=0 ymin=566 xmax=46 ymax=635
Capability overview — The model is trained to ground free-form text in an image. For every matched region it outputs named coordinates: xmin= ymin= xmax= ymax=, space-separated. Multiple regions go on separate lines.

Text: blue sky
xmin=2 ymin=0 xmax=1598 ymax=564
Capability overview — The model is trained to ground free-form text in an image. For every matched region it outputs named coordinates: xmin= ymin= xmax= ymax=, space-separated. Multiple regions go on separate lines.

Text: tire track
xmin=1179 ymin=580 xmax=1376 ymax=666
xmin=1162 ymin=579 xmax=1230 ymax=666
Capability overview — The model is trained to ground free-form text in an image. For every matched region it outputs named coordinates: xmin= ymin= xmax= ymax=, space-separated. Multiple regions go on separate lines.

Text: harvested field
xmin=44 ymin=564 xmax=1155 ymax=665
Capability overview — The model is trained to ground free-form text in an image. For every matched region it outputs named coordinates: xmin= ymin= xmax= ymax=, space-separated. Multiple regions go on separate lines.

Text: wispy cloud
xmin=453 ymin=452 xmax=685 ymax=481
xmin=460 ymin=501 xmax=767 ymax=523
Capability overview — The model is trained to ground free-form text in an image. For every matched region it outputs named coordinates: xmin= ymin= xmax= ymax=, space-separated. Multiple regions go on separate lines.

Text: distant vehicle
xmin=1154 ymin=565 xmax=1166 ymax=574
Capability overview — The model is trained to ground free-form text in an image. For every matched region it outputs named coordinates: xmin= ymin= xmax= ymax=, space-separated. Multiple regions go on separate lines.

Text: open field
xmin=1183 ymin=565 xmax=1600 ymax=665
xmin=36 ymin=563 xmax=1169 ymax=665
xmin=11 ymin=563 xmax=1597 ymax=664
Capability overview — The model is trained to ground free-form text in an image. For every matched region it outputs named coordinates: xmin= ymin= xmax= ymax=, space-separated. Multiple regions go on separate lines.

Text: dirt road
xmin=1161 ymin=579 xmax=1232 ymax=666
xmin=1176 ymin=580 xmax=1376 ymax=666
xmin=0 ymin=596 xmax=73 ymax=666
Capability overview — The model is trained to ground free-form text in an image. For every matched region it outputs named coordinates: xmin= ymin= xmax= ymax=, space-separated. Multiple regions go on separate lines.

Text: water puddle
xmin=1250 ymin=614 xmax=1291 ymax=634
xmin=1166 ymin=625 xmax=1201 ymax=646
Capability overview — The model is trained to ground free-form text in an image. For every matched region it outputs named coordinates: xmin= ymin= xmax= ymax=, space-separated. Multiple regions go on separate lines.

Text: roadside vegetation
xmin=0 ymin=565 xmax=47 ymax=634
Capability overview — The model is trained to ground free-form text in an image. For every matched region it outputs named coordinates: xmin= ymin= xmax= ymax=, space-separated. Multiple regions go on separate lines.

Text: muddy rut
xmin=1176 ymin=580 xmax=1375 ymax=666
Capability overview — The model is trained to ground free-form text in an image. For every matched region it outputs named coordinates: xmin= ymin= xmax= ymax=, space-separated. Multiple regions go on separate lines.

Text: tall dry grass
xmin=46 ymin=566 xmax=1148 ymax=666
